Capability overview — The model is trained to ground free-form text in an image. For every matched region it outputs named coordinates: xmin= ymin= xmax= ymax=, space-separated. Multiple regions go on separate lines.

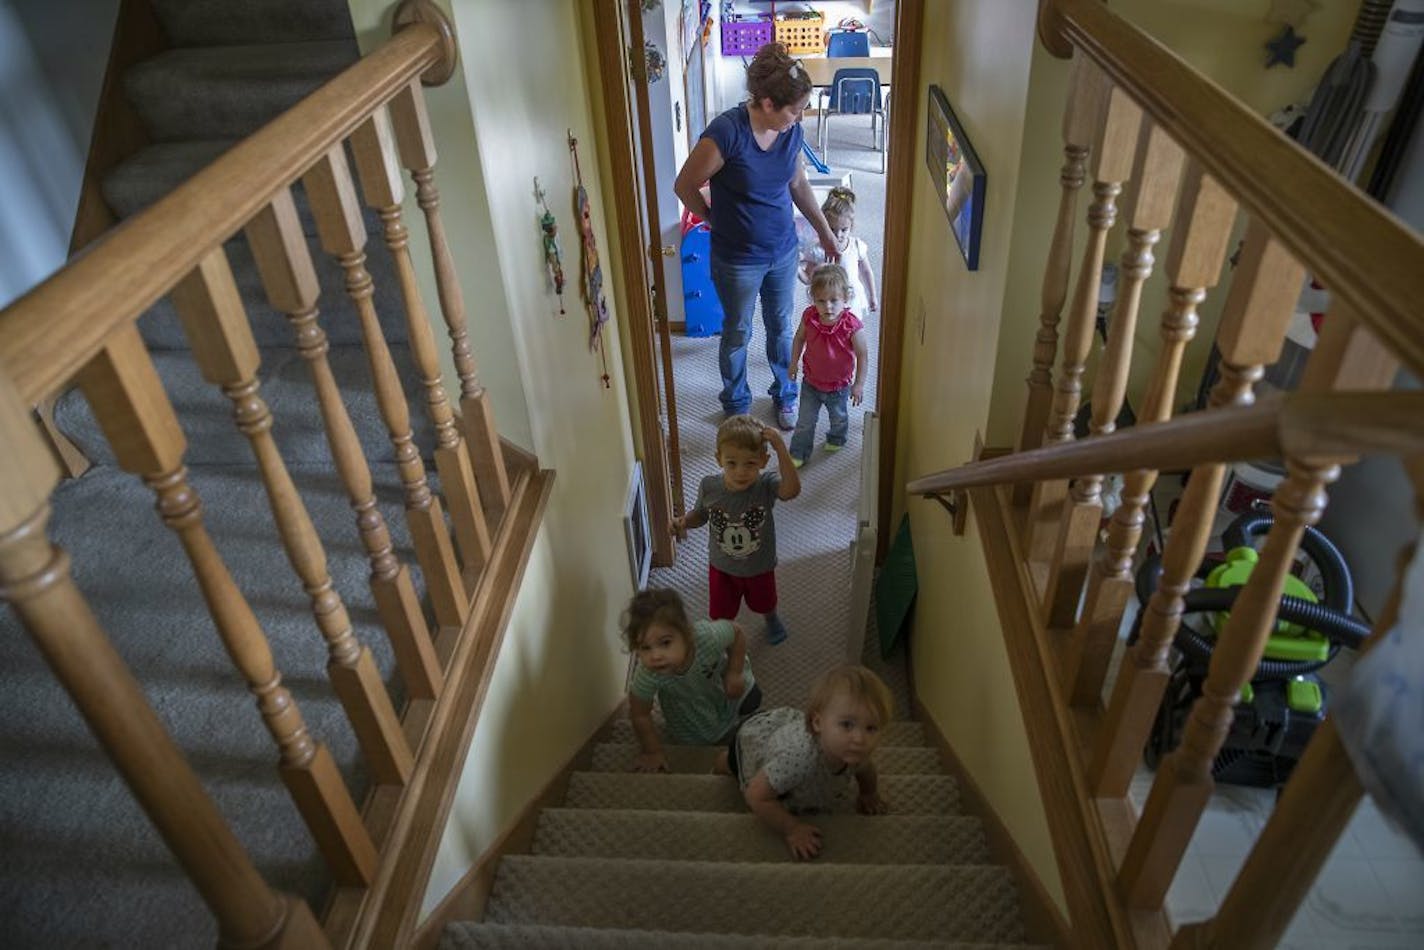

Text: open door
xmin=592 ymin=0 xmax=685 ymax=568
xmin=621 ymin=0 xmax=686 ymax=516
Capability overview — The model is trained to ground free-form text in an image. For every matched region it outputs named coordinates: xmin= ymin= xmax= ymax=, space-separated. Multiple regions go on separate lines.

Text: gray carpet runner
xmin=444 ymin=724 xmax=1041 ymax=948
xmin=0 ymin=3 xmax=435 ymax=947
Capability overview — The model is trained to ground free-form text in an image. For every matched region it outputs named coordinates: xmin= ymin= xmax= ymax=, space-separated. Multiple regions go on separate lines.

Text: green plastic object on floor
xmin=875 ymin=515 xmax=918 ymax=658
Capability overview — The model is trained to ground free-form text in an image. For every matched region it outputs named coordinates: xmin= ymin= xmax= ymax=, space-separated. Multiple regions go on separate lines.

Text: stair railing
xmin=0 ymin=3 xmax=542 ymax=946
xmin=908 ymin=1 xmax=1424 ymax=946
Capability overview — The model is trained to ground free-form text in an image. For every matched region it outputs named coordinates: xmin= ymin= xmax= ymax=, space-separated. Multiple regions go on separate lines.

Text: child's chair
xmin=825 ymin=30 xmax=870 ymax=57
xmin=817 ymin=67 xmax=886 ymax=172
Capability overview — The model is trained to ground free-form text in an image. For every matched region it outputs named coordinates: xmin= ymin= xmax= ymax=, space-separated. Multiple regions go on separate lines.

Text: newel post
xmin=393 ymin=0 xmax=458 ymax=86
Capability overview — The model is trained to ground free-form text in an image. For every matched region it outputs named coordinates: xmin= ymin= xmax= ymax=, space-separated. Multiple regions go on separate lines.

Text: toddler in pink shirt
xmin=786 ymin=264 xmax=868 ymax=468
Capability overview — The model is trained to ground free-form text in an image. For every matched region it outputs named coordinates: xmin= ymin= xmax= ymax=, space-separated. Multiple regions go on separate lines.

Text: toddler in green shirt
xmin=625 ymin=588 xmax=762 ymax=772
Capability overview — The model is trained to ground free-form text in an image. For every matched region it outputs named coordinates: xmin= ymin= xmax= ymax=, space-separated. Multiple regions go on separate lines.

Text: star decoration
xmin=1265 ymin=0 xmax=1320 ymax=28
xmin=1266 ymin=25 xmax=1306 ymax=69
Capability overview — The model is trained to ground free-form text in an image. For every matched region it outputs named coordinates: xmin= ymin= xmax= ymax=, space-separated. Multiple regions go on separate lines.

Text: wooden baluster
xmin=245 ymin=190 xmax=447 ymax=696
xmin=388 ymin=79 xmax=511 ymax=515
xmin=1173 ymin=426 xmax=1416 ymax=950
xmin=303 ymin=147 xmax=470 ymax=623
xmin=1118 ymin=231 xmax=1338 ymax=909
xmin=1014 ymin=56 xmax=1096 ymax=506
xmin=1089 ymin=219 xmax=1303 ymax=803
xmin=1025 ymin=67 xmax=1141 ymax=574
xmin=1062 ymin=160 xmax=1232 ymax=707
xmin=73 ymin=326 xmax=378 ymax=886
xmin=1042 ymin=118 xmax=1184 ymax=628
xmin=0 ymin=372 xmax=328 ymax=948
xmin=1122 ymin=463 xmax=1335 ymax=909
xmin=349 ymin=107 xmax=492 ymax=574
xmin=171 ymin=249 xmax=413 ymax=785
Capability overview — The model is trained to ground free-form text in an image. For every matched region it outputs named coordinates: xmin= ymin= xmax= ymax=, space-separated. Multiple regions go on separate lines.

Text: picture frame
xmin=623 ymin=461 xmax=652 ymax=590
xmin=925 ymin=85 xmax=986 ymax=271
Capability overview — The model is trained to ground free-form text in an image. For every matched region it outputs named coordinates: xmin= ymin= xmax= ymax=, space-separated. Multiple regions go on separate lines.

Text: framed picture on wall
xmin=925 ymin=85 xmax=986 ymax=271
xmin=624 ymin=461 xmax=652 ymax=590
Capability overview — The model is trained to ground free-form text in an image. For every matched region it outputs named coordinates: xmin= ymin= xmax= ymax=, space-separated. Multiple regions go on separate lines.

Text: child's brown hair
xmin=621 ymin=588 xmax=694 ymax=653
xmin=821 ymin=186 xmax=857 ymax=228
xmin=805 ymin=665 xmax=894 ymax=732
xmin=745 ymin=42 xmax=814 ymax=109
xmin=809 ymin=263 xmax=852 ymax=301
xmin=716 ymin=413 xmax=766 ymax=458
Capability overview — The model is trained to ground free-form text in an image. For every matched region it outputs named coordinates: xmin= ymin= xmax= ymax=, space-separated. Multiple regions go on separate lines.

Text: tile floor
xmin=1110 ymin=611 xmax=1424 ymax=949
xmin=1094 ymin=474 xmax=1422 ymax=946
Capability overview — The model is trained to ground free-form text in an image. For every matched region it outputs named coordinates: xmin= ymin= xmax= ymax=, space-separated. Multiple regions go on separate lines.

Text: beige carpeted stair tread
xmin=605 ymin=717 xmax=928 ymax=747
xmin=589 ymin=741 xmax=942 ymax=774
xmin=441 ymin=922 xmax=1045 ymax=949
xmin=484 ymin=856 xmax=1026 ymax=943
xmin=564 ymin=772 xmax=961 ymax=814
xmin=532 ymin=809 xmax=989 ymax=864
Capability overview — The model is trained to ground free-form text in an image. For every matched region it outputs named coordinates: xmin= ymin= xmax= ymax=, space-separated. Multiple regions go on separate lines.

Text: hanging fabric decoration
xmin=569 ymin=130 xmax=611 ymax=389
xmin=533 ymin=177 xmax=566 ymax=314
xmin=644 ymin=42 xmax=667 ymax=83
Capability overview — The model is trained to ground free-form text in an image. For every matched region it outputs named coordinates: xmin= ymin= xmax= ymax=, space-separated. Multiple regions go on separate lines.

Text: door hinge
xmin=649 ymin=243 xmax=676 ymax=259
xmin=627 ymin=45 xmax=645 ymax=83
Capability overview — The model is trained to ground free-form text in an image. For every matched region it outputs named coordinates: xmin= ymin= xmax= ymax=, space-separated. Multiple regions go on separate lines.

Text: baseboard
xmin=971 ymin=482 xmax=1171 ymax=949
xmin=409 ymin=698 xmax=628 ymax=949
xmin=911 ymin=696 xmax=1074 ymax=949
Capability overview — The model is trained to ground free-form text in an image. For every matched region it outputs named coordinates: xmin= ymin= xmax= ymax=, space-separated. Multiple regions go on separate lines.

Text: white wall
xmin=0 ymin=0 xmax=117 ymax=306
xmin=645 ymin=0 xmax=689 ymax=322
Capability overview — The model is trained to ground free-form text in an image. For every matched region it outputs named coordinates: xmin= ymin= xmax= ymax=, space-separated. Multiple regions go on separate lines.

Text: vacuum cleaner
xmin=1133 ymin=508 xmax=1371 ymax=788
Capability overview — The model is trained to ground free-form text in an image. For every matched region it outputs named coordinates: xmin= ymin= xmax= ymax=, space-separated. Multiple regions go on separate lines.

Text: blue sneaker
xmin=765 ymin=613 xmax=788 ymax=645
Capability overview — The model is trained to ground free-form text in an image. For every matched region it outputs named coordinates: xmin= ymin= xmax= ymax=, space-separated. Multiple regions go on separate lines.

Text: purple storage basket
xmin=720 ymin=14 xmax=773 ymax=57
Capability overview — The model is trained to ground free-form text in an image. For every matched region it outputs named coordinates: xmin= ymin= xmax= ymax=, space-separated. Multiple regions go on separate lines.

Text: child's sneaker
xmin=765 ymin=614 xmax=788 ymax=645
xmin=792 ymin=457 xmax=805 ymax=469
xmin=824 ymin=443 xmax=843 ymax=453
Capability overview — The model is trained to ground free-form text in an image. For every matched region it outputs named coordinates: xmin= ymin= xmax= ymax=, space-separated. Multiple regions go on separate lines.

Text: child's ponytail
xmin=821 ymin=186 xmax=857 ymax=226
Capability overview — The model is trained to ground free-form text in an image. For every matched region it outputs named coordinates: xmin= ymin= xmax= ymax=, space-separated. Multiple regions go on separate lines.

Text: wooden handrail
xmin=1044 ymin=0 xmax=1424 ymax=382
xmin=0 ymin=22 xmax=446 ymax=406
xmin=907 ymin=391 xmax=1424 ymax=496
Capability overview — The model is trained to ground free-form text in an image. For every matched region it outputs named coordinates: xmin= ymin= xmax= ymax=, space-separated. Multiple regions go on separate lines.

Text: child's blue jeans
xmin=710 ymin=246 xmax=800 ymax=415
xmin=789 ymin=382 xmax=850 ymax=461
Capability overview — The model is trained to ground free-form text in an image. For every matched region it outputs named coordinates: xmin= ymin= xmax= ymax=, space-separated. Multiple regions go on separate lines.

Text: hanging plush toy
xmin=569 ymin=131 xmax=611 ymax=389
xmin=533 ymin=177 xmax=565 ymax=314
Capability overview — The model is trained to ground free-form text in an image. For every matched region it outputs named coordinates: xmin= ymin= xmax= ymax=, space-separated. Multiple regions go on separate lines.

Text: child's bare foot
xmin=713 ymin=749 xmax=731 ymax=775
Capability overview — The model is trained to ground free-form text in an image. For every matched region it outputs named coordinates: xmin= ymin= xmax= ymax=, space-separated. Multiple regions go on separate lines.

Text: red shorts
xmin=708 ymin=565 xmax=778 ymax=619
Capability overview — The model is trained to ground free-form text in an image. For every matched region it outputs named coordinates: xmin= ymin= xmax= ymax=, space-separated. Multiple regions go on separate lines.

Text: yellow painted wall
xmin=893 ymin=0 xmax=1068 ymax=912
xmin=898 ymin=0 xmax=1360 ymax=921
xmin=345 ymin=0 xmax=642 ymax=922
xmin=986 ymin=0 xmax=1358 ymax=445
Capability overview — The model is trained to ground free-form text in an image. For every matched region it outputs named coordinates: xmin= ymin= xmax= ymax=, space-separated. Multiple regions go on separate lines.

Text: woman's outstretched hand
xmin=818 ymin=230 xmax=840 ymax=263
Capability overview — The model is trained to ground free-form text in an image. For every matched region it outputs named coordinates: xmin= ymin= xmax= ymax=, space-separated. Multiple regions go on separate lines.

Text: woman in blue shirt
xmin=674 ymin=42 xmax=840 ymax=430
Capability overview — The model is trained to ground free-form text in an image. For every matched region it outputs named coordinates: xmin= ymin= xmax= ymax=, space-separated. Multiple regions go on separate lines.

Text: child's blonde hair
xmin=716 ymin=414 xmax=766 ymax=458
xmin=805 ymin=665 xmax=894 ymax=732
xmin=821 ymin=186 xmax=857 ymax=228
xmin=809 ymin=263 xmax=852 ymax=301
xmin=621 ymin=588 xmax=694 ymax=653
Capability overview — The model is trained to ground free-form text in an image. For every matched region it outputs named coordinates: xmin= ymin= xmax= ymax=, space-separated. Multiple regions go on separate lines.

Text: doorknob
xmin=650 ymin=244 xmax=676 ymax=258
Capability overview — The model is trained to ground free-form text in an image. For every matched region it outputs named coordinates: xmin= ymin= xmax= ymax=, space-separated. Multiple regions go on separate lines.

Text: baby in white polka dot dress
xmin=716 ymin=665 xmax=893 ymax=860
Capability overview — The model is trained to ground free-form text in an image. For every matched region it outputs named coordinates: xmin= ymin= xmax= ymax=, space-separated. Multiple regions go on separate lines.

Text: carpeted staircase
xmin=1 ymin=2 xmax=433 ymax=946
xmin=441 ymin=719 xmax=1046 ymax=948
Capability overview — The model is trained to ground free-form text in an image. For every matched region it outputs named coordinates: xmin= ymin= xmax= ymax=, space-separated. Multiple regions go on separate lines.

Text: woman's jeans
xmin=710 ymin=246 xmax=800 ymax=415
xmin=789 ymin=382 xmax=850 ymax=461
